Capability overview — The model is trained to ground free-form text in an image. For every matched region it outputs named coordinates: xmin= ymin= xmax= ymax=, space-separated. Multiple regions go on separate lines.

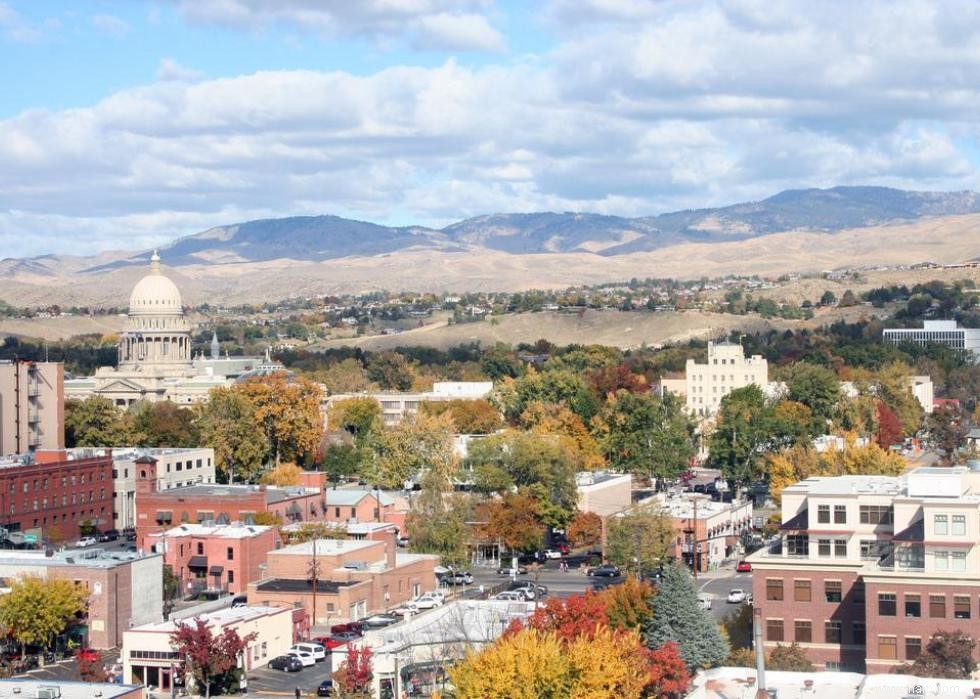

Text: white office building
xmin=883 ymin=320 xmax=980 ymax=359
xmin=683 ymin=342 xmax=769 ymax=417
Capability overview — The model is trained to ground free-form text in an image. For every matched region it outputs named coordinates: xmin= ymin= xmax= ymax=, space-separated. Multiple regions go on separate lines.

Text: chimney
xmin=385 ymin=530 xmax=397 ymax=570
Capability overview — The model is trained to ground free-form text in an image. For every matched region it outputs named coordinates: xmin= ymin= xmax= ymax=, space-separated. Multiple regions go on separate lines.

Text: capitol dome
xmin=129 ymin=251 xmax=184 ymax=316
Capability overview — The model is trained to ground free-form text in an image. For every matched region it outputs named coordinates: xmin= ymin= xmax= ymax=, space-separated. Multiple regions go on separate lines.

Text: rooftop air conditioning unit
xmin=36 ymin=687 xmax=62 ymax=699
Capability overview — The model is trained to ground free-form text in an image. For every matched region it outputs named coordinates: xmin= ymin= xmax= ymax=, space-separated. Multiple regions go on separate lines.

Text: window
xmin=834 ymin=505 xmax=847 ymax=524
xmin=860 ymin=505 xmax=894 ymax=525
xmin=906 ymin=637 xmax=922 ymax=661
xmin=834 ymin=539 xmax=848 ymax=557
xmin=818 ymin=505 xmax=830 ymax=524
xmin=853 ymin=622 xmax=866 ymax=645
xmin=825 ymin=621 xmax=842 ymax=644
xmin=935 ymin=551 xmax=949 ymax=571
xmin=905 ymin=594 xmax=921 ymax=617
xmin=878 ymin=593 xmax=896 ymax=616
xmin=334 ymin=507 xmax=341 ymax=518
xmin=952 ymin=515 xmax=966 ymax=535
xmin=766 ymin=579 xmax=784 ymax=601
xmin=878 ymin=636 xmax=897 ymax=660
xmin=766 ymin=619 xmax=784 ymax=642
xmin=197 ymin=542 xmax=204 ymax=555
xmin=227 ymin=547 xmax=234 ymax=561
xmin=818 ymin=539 xmax=831 ymax=556
xmin=794 ymin=621 xmax=812 ymax=643
xmin=860 ymin=540 xmax=894 ymax=560
xmin=954 ymin=595 xmax=971 ymax=619
xmin=825 ymin=581 xmax=842 ymax=603
xmin=929 ymin=595 xmax=946 ymax=618
xmin=786 ymin=535 xmax=809 ymax=556
xmin=228 ymin=570 xmax=235 ymax=584
xmin=794 ymin=580 xmax=811 ymax=602
xmin=953 ymin=552 xmax=966 ymax=572
xmin=935 ymin=514 xmax=948 ymax=535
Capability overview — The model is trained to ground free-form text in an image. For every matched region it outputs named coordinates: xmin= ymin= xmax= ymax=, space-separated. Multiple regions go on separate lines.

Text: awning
xmin=893 ymin=519 xmax=924 ymax=542
xmin=779 ymin=509 xmax=808 ymax=531
xmin=188 ymin=556 xmax=208 ymax=569
xmin=209 ymin=566 xmax=224 ymax=576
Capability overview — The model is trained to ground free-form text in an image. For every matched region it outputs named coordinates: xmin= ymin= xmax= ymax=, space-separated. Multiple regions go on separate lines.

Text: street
xmin=695 ymin=567 xmax=754 ymax=622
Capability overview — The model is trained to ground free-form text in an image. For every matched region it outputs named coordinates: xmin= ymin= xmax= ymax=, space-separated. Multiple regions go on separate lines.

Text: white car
xmin=287 ymin=650 xmax=315 ymax=667
xmin=491 ymin=591 xmax=526 ymax=601
xmin=541 ymin=549 xmax=562 ymax=559
xmin=289 ymin=643 xmax=326 ymax=663
xmin=727 ymin=589 xmax=747 ymax=604
xmin=698 ymin=594 xmax=712 ymax=610
xmin=75 ymin=537 xmax=97 ymax=548
xmin=412 ymin=593 xmax=444 ymax=610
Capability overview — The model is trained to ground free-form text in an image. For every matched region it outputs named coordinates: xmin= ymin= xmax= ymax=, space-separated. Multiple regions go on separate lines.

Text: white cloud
xmin=91 ymin=13 xmax=131 ymax=38
xmin=3 ymin=1 xmax=980 ymax=257
xmin=170 ymin=0 xmax=503 ymax=52
xmin=156 ymin=58 xmax=204 ymax=82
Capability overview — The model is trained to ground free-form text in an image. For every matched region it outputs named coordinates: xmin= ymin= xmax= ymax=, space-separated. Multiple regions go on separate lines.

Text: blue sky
xmin=1 ymin=0 xmax=979 ymax=257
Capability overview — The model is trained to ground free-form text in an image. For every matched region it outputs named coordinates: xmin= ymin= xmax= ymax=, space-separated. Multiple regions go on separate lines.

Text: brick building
xmin=0 ymin=548 xmax=162 ymax=649
xmin=147 ymin=523 xmax=278 ymax=598
xmin=0 ymin=449 xmax=114 ymax=541
xmin=322 ymin=488 xmax=397 ymax=524
xmin=248 ymin=534 xmax=437 ymax=627
xmin=134 ymin=477 xmax=324 ymax=549
xmin=662 ymin=495 xmax=753 ymax=572
xmin=749 ymin=466 xmax=980 ymax=673
xmin=0 ymin=360 xmax=64 ymax=454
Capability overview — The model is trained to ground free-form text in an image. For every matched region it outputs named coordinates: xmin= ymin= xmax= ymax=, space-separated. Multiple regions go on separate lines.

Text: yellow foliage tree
xmin=565 ymin=626 xmax=653 ymax=699
xmin=363 ymin=412 xmax=459 ymax=488
xmin=236 ymin=373 xmax=324 ymax=465
xmin=521 ymin=401 xmax=606 ymax=470
xmin=260 ymin=462 xmax=303 ymax=486
xmin=0 ymin=576 xmax=88 ymax=655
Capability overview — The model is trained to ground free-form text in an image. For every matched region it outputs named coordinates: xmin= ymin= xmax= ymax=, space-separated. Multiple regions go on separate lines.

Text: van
xmin=289 ymin=643 xmax=326 ymax=662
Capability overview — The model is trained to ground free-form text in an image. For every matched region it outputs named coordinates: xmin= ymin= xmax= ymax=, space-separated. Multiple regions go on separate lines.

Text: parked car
xmin=412 ymin=593 xmax=444 ymax=610
xmin=509 ymin=582 xmax=548 ymax=600
xmin=736 ymin=560 xmax=752 ymax=573
xmin=698 ymin=594 xmax=712 ymax=610
xmin=490 ymin=591 xmax=526 ymax=601
xmin=98 ymin=530 xmax=119 ymax=542
xmin=362 ymin=614 xmax=399 ymax=628
xmin=538 ymin=549 xmax=562 ymax=560
xmin=289 ymin=643 xmax=326 ymax=663
xmin=287 ymin=650 xmax=316 ymax=667
xmin=727 ymin=589 xmax=747 ymax=604
xmin=328 ymin=631 xmax=361 ymax=644
xmin=497 ymin=566 xmax=528 ymax=576
xmin=312 ymin=636 xmax=347 ymax=650
xmin=555 ymin=542 xmax=570 ymax=554
xmin=440 ymin=571 xmax=474 ymax=585
xmin=744 ymin=593 xmax=753 ymax=606
xmin=586 ymin=564 xmax=621 ymax=577
xmin=231 ymin=595 xmax=248 ymax=609
xmin=269 ymin=655 xmax=303 ymax=672
xmin=317 ymin=679 xmax=335 ymax=697
xmin=76 ymin=648 xmax=100 ymax=663
xmin=75 ymin=537 xmax=97 ymax=548
xmin=330 ymin=622 xmax=364 ymax=636
xmin=123 ymin=528 xmax=137 ymax=542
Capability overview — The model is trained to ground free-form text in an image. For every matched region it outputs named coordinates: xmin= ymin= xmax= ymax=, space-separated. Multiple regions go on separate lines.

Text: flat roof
xmin=324 ymin=488 xmax=395 ymax=506
xmin=144 ymin=483 xmax=316 ymax=503
xmin=0 ymin=549 xmax=157 ymax=570
xmin=151 ymin=523 xmax=272 ymax=540
xmin=371 ymin=600 xmax=532 ymax=654
xmin=662 ymin=498 xmax=747 ymax=519
xmin=131 ymin=604 xmax=288 ymax=632
xmin=783 ymin=475 xmax=905 ymax=497
xmin=0 ymin=679 xmax=143 ymax=698
xmin=274 ymin=539 xmax=377 ymax=556
xmin=255 ymin=578 xmax=355 ymax=594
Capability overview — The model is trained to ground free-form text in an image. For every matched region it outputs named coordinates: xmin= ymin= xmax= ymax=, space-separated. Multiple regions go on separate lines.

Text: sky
xmin=2 ymin=0 xmax=980 ymax=257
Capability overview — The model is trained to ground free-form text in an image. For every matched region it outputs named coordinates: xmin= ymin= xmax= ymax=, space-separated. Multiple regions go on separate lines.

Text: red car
xmin=556 ymin=542 xmax=570 ymax=554
xmin=76 ymin=648 xmax=100 ymax=663
xmin=736 ymin=560 xmax=752 ymax=573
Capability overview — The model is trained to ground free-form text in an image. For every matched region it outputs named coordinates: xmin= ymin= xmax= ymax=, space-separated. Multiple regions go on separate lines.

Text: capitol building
xmin=65 ymin=252 xmax=282 ymax=406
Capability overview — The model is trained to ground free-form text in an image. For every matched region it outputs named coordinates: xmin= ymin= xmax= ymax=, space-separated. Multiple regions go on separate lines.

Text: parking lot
xmin=247 ymin=656 xmax=334 ymax=696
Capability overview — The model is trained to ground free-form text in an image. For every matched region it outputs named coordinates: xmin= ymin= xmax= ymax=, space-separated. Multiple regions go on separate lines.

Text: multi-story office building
xmin=749 ymin=466 xmax=980 ymax=673
xmin=676 ymin=342 xmax=768 ymax=417
xmin=0 ymin=360 xmax=64 ymax=454
xmin=0 ymin=449 xmax=113 ymax=540
xmin=883 ymin=320 xmax=980 ymax=358
xmin=326 ymin=381 xmax=493 ymax=426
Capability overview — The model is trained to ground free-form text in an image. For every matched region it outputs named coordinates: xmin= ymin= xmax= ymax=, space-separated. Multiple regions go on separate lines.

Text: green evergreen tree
xmin=643 ymin=562 xmax=729 ymax=670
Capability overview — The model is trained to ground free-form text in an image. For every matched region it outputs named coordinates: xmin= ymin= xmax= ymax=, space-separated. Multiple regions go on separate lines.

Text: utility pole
xmin=309 ymin=539 xmax=321 ymax=637
xmin=692 ymin=496 xmax=699 ymax=581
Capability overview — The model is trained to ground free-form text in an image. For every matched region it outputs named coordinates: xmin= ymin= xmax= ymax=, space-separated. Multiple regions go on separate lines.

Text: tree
xmin=876 ymin=401 xmax=904 ymax=449
xmin=237 ymin=373 xmax=324 ymax=466
xmin=128 ymin=400 xmax=200 ymax=447
xmin=896 ymin=630 xmax=977 ymax=679
xmin=596 ymin=391 xmax=695 ymax=481
xmin=170 ymin=617 xmax=256 ymax=699
xmin=567 ymin=511 xmax=603 ymax=549
xmin=523 ymin=591 xmax=610 ymax=642
xmin=819 ymin=290 xmax=837 ymax=306
xmin=647 ymin=641 xmax=692 ymax=698
xmin=319 ymin=358 xmax=371 ymax=394
xmin=252 ymin=511 xmax=283 ymax=526
xmin=784 ymin=362 xmax=841 ymax=426
xmin=606 ymin=506 xmax=674 ymax=577
xmin=930 ymin=403 xmax=968 ymax=465
xmin=643 ymin=562 xmax=729 ymax=670
xmin=259 ymin=461 xmax=303 ymax=486
xmin=839 ymin=289 xmax=858 ymax=307
xmin=320 ymin=443 xmax=362 ymax=485
xmin=587 ymin=362 xmax=649 ymax=398
xmin=327 ymin=397 xmax=382 ymax=441
xmin=362 ymin=412 xmax=459 ymax=488
xmin=722 ymin=604 xmax=753 ymax=651
xmin=767 ymin=643 xmax=814 ymax=671
xmin=876 ymin=361 xmax=924 ymax=435
xmin=334 ymin=644 xmax=374 ymax=698
xmin=64 ymin=396 xmax=132 ymax=447
xmin=520 ymin=401 xmax=606 ymax=470
xmin=498 ymin=367 xmax=601 ymax=424
xmin=163 ymin=565 xmax=181 ymax=617
xmin=406 ymin=469 xmax=472 ymax=569
xmin=367 ymin=351 xmax=415 ymax=390
xmin=420 ymin=398 xmax=503 ymax=434
xmin=79 ymin=654 xmax=110 ymax=682
xmin=0 ymin=576 xmax=88 ymax=657
xmin=708 ymin=385 xmax=771 ymax=486
xmin=477 ymin=491 xmax=544 ymax=552
xmin=197 ymin=387 xmax=269 ymax=482
xmin=284 ymin=521 xmax=347 ymax=544
xmin=598 ymin=575 xmax=656 ymax=632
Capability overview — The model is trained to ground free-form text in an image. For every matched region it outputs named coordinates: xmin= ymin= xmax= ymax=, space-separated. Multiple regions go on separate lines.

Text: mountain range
xmin=2 ymin=185 xmax=979 ymax=306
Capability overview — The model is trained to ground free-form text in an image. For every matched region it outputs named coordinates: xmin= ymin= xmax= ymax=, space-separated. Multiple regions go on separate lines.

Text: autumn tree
xmin=606 ymin=506 xmax=674 ymax=577
xmin=783 ymin=362 xmax=841 ymax=426
xmin=876 ymin=401 xmax=904 ymax=449
xmin=327 ymin=397 xmax=382 ymax=440
xmin=283 ymin=521 xmax=347 ymax=544
xmin=896 ymin=630 xmax=977 ymax=679
xmin=496 ymin=367 xmax=601 ymax=424
xmin=64 ymin=396 xmax=133 ymax=447
xmin=128 ymin=400 xmax=200 ymax=447
xmin=260 ymin=461 xmax=304 ymax=486
xmin=598 ymin=575 xmax=656 ymax=631
xmin=523 ymin=591 xmax=610 ymax=642
xmin=367 ymin=351 xmax=415 ymax=390
xmin=334 ymin=644 xmax=374 ymax=698
xmin=643 ymin=562 xmax=729 ymax=670
xmin=876 ymin=361 xmax=925 ymax=434
xmin=0 ymin=576 xmax=88 ymax=657
xmin=566 ymin=511 xmax=603 ymax=549
xmin=520 ymin=401 xmax=606 ymax=469
xmin=930 ymin=403 xmax=968 ymax=465
xmin=420 ymin=398 xmax=503 ymax=434
xmin=318 ymin=358 xmax=371 ymax=394
xmin=197 ymin=387 xmax=269 ymax=482
xmin=648 ymin=641 xmax=692 ymax=698
xmin=362 ymin=411 xmax=458 ymax=488
xmin=236 ymin=373 xmax=324 ymax=466
xmin=587 ymin=362 xmax=649 ymax=398
xmin=767 ymin=642 xmax=814 ymax=671
xmin=406 ymin=469 xmax=472 ymax=570
xmin=596 ymin=390 xmax=695 ymax=481
xmin=477 ymin=491 xmax=544 ymax=552
xmin=79 ymin=654 xmax=111 ymax=682
xmin=170 ymin=617 xmax=256 ymax=699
